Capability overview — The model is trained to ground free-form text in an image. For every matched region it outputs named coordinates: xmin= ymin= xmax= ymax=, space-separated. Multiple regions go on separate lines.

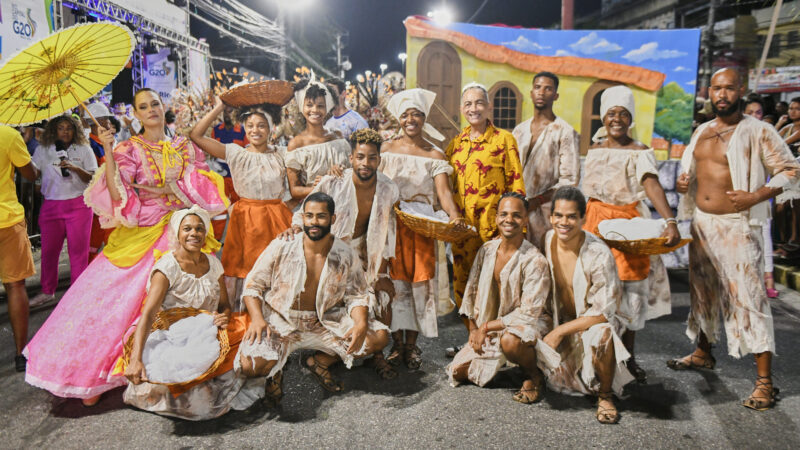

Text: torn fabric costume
xmin=284 ymin=139 xmax=351 ymax=190
xmin=446 ymin=239 xmax=553 ymax=387
xmin=292 ymin=169 xmax=399 ymax=315
xmin=678 ymin=115 xmax=800 ymax=357
xmin=24 ymin=136 xmax=228 ymax=399
xmin=542 ymin=230 xmax=634 ymax=396
xmin=235 ymin=237 xmax=388 ymax=378
xmin=512 ymin=117 xmax=580 ymax=248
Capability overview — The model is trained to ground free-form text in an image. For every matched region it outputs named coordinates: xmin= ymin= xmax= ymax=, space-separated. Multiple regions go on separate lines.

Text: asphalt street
xmin=1 ymin=272 xmax=800 ymax=449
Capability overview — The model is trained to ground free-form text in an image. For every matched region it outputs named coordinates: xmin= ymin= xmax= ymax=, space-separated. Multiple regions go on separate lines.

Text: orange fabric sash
xmin=168 ymin=312 xmax=250 ymax=397
xmin=222 ymin=198 xmax=293 ymax=278
xmin=583 ymin=198 xmax=650 ymax=281
xmin=390 ymin=219 xmax=436 ymax=283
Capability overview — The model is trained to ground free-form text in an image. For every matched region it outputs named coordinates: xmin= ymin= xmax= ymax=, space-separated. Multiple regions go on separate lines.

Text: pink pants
xmin=38 ymin=197 xmax=92 ymax=295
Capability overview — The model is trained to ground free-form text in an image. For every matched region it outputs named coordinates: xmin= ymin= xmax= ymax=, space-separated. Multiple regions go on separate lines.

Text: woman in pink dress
xmin=24 ymin=88 xmax=229 ymax=406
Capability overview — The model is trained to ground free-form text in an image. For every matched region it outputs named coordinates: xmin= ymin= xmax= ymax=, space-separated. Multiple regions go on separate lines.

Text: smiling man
xmin=512 ymin=72 xmax=580 ymax=249
xmin=541 ymin=186 xmax=633 ymax=424
xmin=669 ymin=68 xmax=800 ymax=411
xmin=237 ymin=192 xmax=390 ymax=403
xmin=446 ymin=193 xmax=551 ymax=404
xmin=446 ymin=83 xmax=526 ymax=339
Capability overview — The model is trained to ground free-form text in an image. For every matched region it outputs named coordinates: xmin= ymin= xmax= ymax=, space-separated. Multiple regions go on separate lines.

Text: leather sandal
xmin=742 ymin=376 xmax=779 ymax=411
xmin=303 ymin=354 xmax=344 ymax=393
xmin=666 ymin=353 xmax=716 ymax=371
xmin=596 ymin=391 xmax=620 ymax=424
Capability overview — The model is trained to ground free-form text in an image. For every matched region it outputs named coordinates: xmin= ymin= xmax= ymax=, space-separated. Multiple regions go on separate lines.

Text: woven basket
xmin=121 ymin=307 xmax=230 ymax=388
xmin=220 ymin=80 xmax=295 ymax=107
xmin=601 ymin=230 xmax=692 ymax=256
xmin=394 ymin=202 xmax=478 ymax=243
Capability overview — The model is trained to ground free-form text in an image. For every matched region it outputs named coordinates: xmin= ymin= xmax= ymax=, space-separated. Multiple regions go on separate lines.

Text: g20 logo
xmin=149 ymin=68 xmax=168 ymax=76
xmin=13 ymin=20 xmax=33 ymax=37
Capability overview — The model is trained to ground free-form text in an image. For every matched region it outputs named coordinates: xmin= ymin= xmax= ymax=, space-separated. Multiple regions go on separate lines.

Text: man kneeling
xmin=446 ymin=193 xmax=552 ymax=404
xmin=542 ymin=187 xmax=634 ymax=424
xmin=236 ymin=192 xmax=390 ymax=403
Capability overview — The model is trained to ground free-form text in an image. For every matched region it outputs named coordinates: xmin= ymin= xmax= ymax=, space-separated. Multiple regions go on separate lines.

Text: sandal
xmin=626 ymin=358 xmax=647 ymax=384
xmin=370 ymin=353 xmax=398 ymax=380
xmin=263 ymin=370 xmax=284 ymax=407
xmin=404 ymin=344 xmax=422 ymax=370
xmin=596 ymin=391 xmax=620 ymax=424
xmin=666 ymin=352 xmax=716 ymax=371
xmin=303 ymin=354 xmax=344 ymax=393
xmin=385 ymin=343 xmax=404 ymax=366
xmin=512 ymin=379 xmax=544 ymax=404
xmin=742 ymin=376 xmax=779 ymax=411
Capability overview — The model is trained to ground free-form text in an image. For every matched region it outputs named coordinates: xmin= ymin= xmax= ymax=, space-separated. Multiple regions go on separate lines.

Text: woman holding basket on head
xmin=190 ymin=84 xmax=293 ymax=311
xmin=581 ymin=85 xmax=680 ymax=384
xmin=123 ymin=206 xmax=260 ymax=420
xmin=24 ymin=88 xmax=229 ymax=406
xmin=378 ymin=88 xmax=467 ymax=369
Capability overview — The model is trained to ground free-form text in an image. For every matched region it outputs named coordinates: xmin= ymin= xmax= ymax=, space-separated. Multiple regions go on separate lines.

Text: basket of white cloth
xmin=598 ymin=217 xmax=692 ymax=255
xmin=394 ymin=201 xmax=478 ymax=243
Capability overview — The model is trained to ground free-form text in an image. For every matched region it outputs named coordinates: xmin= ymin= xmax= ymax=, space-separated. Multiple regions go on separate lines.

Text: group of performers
xmin=11 ymin=66 xmax=799 ymax=424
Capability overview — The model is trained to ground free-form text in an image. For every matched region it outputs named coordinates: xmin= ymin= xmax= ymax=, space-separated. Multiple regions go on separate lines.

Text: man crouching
xmin=446 ymin=192 xmax=553 ymax=404
xmin=541 ymin=187 xmax=634 ymax=424
xmin=236 ymin=192 xmax=389 ymax=404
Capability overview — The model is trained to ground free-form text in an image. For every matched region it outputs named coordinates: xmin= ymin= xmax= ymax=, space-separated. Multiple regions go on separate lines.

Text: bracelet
xmin=665 ymin=218 xmax=678 ymax=225
xmin=377 ymin=273 xmax=391 ymax=280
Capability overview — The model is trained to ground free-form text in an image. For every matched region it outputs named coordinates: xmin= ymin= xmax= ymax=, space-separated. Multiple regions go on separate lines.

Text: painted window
xmin=489 ymin=82 xmax=521 ymax=130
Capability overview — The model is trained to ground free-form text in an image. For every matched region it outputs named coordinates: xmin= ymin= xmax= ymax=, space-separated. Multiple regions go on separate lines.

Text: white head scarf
xmin=592 ymin=85 xmax=636 ymax=143
xmin=387 ymin=88 xmax=446 ymax=141
xmin=168 ymin=205 xmax=211 ymax=251
xmin=294 ymin=71 xmax=335 ymax=113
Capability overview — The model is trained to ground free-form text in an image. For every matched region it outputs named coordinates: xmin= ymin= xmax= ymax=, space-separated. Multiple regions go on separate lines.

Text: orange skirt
xmin=168 ymin=312 xmax=250 ymax=397
xmin=583 ymin=198 xmax=650 ymax=281
xmin=221 ymin=198 xmax=293 ymax=278
xmin=390 ymin=218 xmax=436 ymax=283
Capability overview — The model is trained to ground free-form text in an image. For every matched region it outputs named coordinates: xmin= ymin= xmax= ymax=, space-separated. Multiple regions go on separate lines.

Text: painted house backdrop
xmin=404 ymin=16 xmax=701 ymax=159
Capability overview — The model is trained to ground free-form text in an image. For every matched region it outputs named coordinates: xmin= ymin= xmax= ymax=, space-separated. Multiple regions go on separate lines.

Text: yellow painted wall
xmin=406 ymin=36 xmax=657 ymax=146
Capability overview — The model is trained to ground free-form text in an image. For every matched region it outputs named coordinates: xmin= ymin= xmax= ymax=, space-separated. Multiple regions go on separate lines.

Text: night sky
xmin=198 ymin=0 xmax=600 ymax=82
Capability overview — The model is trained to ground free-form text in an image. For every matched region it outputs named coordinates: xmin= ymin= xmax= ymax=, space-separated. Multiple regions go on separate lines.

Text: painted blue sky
xmin=442 ymin=22 xmax=701 ymax=92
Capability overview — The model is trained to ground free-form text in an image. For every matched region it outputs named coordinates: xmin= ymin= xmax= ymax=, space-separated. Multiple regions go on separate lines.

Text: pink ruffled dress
xmin=24 ymin=136 xmax=228 ymax=399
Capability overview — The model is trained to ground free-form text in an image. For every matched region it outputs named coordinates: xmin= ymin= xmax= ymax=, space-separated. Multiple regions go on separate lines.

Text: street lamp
xmin=427 ymin=7 xmax=453 ymax=25
xmin=398 ymin=52 xmax=407 ymax=73
xmin=379 ymin=63 xmax=388 ymax=75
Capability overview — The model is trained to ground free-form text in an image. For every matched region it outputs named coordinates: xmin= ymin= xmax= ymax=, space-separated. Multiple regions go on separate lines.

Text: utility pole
xmin=701 ymin=0 xmax=717 ymax=94
xmin=561 ymin=0 xmax=574 ymax=30
xmin=278 ymin=6 xmax=287 ymax=80
xmin=336 ymin=33 xmax=343 ymax=79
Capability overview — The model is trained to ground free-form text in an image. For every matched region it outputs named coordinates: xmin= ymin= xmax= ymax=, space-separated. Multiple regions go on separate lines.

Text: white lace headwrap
xmin=592 ymin=85 xmax=636 ymax=143
xmin=294 ymin=72 xmax=335 ymax=113
xmin=168 ymin=205 xmax=212 ymax=251
xmin=387 ymin=88 xmax=446 ymax=141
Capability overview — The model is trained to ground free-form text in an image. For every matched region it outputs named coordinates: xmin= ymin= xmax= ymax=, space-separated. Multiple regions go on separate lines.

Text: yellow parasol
xmin=0 ymin=22 xmax=135 ymax=126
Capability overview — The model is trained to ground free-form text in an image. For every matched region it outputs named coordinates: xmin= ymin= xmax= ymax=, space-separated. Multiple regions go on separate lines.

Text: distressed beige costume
xmin=235 ymin=237 xmax=388 ymax=378
xmin=582 ymin=147 xmax=671 ymax=330
xmin=446 ymin=239 xmax=554 ymax=387
xmin=542 ymin=230 xmax=634 ymax=396
xmin=512 ymin=117 xmax=580 ymax=247
xmin=379 ymin=152 xmax=453 ymax=337
xmin=679 ymin=116 xmax=800 ymax=357
xmin=292 ymin=168 xmax=399 ymax=314
xmin=284 ymin=138 xmax=352 ymax=188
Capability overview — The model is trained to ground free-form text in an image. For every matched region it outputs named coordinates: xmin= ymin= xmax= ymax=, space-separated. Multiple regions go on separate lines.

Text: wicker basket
xmin=601 ymin=232 xmax=692 ymax=256
xmin=394 ymin=202 xmax=478 ymax=243
xmin=121 ymin=307 xmax=230 ymax=388
xmin=220 ymin=80 xmax=295 ymax=107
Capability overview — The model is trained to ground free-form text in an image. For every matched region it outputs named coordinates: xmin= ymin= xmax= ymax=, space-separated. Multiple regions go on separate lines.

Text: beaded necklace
xmin=131 ymin=136 xmax=190 ymax=187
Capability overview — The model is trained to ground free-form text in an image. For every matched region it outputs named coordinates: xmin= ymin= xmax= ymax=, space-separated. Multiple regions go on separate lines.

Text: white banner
xmin=144 ymin=48 xmax=177 ymax=104
xmin=188 ymin=48 xmax=208 ymax=95
xmin=0 ymin=0 xmax=53 ymax=63
xmin=109 ymin=0 xmax=188 ymax=34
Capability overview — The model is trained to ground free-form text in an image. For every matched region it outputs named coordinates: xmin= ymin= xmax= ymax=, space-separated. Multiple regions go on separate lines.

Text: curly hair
xmin=293 ymin=78 xmax=331 ymax=103
xmin=39 ymin=114 xmax=88 ymax=147
xmin=349 ymin=128 xmax=383 ymax=153
xmin=237 ymin=103 xmax=283 ymax=129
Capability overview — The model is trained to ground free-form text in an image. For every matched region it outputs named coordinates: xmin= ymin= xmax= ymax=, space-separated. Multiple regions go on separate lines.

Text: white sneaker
xmin=29 ymin=293 xmax=55 ymax=307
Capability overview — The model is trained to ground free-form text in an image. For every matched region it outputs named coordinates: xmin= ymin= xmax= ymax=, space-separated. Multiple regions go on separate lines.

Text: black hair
xmin=550 ymin=186 xmax=587 ymax=218
xmin=533 ymin=71 xmax=559 ymax=90
xmin=744 ymin=93 xmax=764 ymax=109
xmin=497 ymin=191 xmax=528 ymax=211
xmin=777 ymin=101 xmax=789 ymax=108
xmin=108 ymin=116 xmax=122 ymax=133
xmin=349 ymin=128 xmax=383 ymax=154
xmin=304 ymin=192 xmax=335 ymax=215
xmin=790 ymin=97 xmax=800 ymax=105
xmin=327 ymin=78 xmax=346 ymax=95
xmin=238 ymin=103 xmax=282 ymax=128
xmin=165 ymin=109 xmax=176 ymax=125
xmin=294 ymin=78 xmax=331 ymax=104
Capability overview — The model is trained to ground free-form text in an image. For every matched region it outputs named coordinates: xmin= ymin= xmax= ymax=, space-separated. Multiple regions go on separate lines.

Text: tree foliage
xmin=654 ymin=82 xmax=693 ymax=145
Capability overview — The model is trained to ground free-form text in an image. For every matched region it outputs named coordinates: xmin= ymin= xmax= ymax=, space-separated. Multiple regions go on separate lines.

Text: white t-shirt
xmin=324 ymin=110 xmax=369 ymax=139
xmin=32 ymin=143 xmax=97 ymax=200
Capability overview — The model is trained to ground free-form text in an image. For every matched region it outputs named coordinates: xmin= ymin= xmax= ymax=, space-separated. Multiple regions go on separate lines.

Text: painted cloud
xmin=501 ymin=36 xmax=551 ymax=52
xmin=568 ymin=32 xmax=622 ymax=55
xmin=623 ymin=42 xmax=687 ymax=63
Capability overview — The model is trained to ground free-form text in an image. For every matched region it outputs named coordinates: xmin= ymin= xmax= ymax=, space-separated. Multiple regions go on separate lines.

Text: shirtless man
xmin=512 ymin=72 xmax=580 ymax=249
xmin=447 ymin=193 xmax=552 ymax=404
xmin=237 ymin=193 xmax=390 ymax=401
xmin=542 ymin=187 xmax=633 ymax=424
xmin=286 ymin=78 xmax=351 ymax=202
xmin=669 ymin=68 xmax=800 ymax=411
xmin=282 ymin=129 xmax=399 ymax=378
